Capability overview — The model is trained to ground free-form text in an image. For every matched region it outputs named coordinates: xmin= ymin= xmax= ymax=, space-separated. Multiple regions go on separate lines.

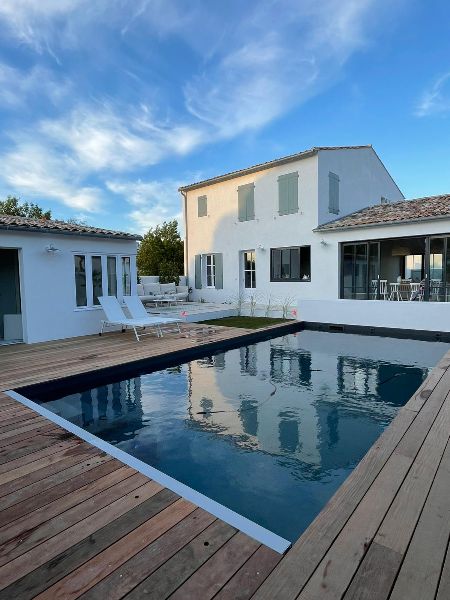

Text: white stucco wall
xmin=184 ymin=148 xmax=405 ymax=305
xmin=0 ymin=230 xmax=138 ymax=343
xmin=317 ymin=148 xmax=404 ymax=226
xmin=298 ymin=299 xmax=450 ymax=333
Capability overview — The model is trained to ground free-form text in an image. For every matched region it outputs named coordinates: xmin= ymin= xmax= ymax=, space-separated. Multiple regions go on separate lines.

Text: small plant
xmin=280 ymin=296 xmax=296 ymax=319
xmin=264 ymin=294 xmax=274 ymax=317
xmin=247 ymin=292 xmax=260 ymax=317
xmin=229 ymin=291 xmax=246 ymax=316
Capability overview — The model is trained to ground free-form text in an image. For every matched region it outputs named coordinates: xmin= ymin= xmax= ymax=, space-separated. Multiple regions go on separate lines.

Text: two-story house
xmin=179 ymin=145 xmax=404 ymax=303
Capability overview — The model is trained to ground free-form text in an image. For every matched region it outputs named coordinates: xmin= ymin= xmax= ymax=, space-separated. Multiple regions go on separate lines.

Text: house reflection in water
xmin=187 ymin=331 xmax=429 ymax=476
xmin=47 ymin=377 xmax=145 ymax=442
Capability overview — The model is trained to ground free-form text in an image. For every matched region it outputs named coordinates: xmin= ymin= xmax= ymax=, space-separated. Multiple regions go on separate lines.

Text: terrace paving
xmin=0 ymin=323 xmax=449 ymax=599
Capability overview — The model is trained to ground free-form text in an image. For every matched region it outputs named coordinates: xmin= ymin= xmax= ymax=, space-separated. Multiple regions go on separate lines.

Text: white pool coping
xmin=6 ymin=389 xmax=291 ymax=554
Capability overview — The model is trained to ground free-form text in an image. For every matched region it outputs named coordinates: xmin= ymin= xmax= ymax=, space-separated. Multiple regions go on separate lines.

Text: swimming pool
xmin=30 ymin=330 xmax=449 ymax=543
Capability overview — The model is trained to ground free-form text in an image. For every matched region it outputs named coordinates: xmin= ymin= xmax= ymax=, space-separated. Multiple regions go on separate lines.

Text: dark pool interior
xmin=33 ymin=330 xmax=449 ymax=542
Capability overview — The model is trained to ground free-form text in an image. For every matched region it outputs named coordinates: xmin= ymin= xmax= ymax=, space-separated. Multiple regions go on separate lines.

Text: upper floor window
xmin=278 ymin=172 xmax=299 ymax=216
xmin=243 ymin=250 xmax=256 ymax=288
xmin=328 ymin=172 xmax=340 ymax=214
xmin=238 ymin=183 xmax=255 ymax=221
xmin=198 ymin=195 xmax=207 ymax=217
xmin=270 ymin=246 xmax=311 ymax=282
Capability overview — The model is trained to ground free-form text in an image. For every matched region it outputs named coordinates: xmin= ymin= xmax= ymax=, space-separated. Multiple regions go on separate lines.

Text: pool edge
xmin=5 ymin=388 xmax=292 ymax=555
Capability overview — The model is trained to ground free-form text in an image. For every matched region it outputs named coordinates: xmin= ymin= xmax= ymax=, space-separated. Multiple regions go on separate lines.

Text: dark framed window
xmin=270 ymin=246 xmax=311 ymax=282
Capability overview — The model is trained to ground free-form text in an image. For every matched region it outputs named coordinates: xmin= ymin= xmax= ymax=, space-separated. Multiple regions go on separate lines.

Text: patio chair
xmin=98 ymin=296 xmax=164 ymax=341
xmin=123 ymin=295 xmax=182 ymax=335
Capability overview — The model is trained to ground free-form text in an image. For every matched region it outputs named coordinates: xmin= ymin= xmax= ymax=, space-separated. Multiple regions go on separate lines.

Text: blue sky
xmin=0 ymin=0 xmax=449 ymax=234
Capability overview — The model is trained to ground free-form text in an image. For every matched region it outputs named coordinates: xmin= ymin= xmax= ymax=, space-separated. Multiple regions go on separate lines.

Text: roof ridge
xmin=179 ymin=145 xmax=373 ymax=192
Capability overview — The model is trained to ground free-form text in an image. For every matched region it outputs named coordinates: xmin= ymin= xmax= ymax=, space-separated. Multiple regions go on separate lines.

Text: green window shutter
xmin=329 ymin=173 xmax=340 ymax=214
xmin=214 ymin=253 xmax=223 ymax=289
xmin=278 ymin=172 xmax=298 ymax=215
xmin=288 ymin=174 xmax=298 ymax=213
xmin=194 ymin=255 xmax=202 ymax=288
xmin=238 ymin=184 xmax=255 ymax=221
xmin=198 ymin=195 xmax=207 ymax=217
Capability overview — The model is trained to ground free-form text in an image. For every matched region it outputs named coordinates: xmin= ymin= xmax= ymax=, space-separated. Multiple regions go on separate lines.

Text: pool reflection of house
xmin=45 ymin=378 xmax=145 ymax=441
xmin=187 ymin=332 xmax=432 ymax=473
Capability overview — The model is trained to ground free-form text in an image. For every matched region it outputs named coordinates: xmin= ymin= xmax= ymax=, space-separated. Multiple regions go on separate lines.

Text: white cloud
xmin=1 ymin=142 xmax=102 ymax=212
xmin=0 ymin=63 xmax=70 ymax=108
xmin=40 ymin=105 xmax=204 ymax=172
xmin=184 ymin=0 xmax=383 ymax=138
xmin=415 ymin=72 xmax=450 ymax=117
xmin=106 ymin=178 xmax=183 ymax=233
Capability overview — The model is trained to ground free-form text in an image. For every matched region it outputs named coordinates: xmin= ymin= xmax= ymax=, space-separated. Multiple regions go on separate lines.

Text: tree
xmin=0 ymin=196 xmax=51 ymax=220
xmin=137 ymin=220 xmax=184 ymax=283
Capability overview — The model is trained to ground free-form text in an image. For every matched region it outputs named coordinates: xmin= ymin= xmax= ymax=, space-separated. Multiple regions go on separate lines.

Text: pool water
xmin=38 ymin=330 xmax=449 ymax=542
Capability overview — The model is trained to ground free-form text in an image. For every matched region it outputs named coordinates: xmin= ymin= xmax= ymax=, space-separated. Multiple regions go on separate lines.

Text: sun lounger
xmin=123 ymin=295 xmax=182 ymax=336
xmin=98 ymin=296 xmax=166 ymax=341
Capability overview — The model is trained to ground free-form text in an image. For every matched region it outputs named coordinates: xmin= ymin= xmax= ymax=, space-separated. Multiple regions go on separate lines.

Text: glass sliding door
xmin=341 ymin=242 xmax=372 ymax=300
xmin=368 ymin=242 xmax=381 ymax=299
xmin=429 ymin=237 xmax=449 ymax=302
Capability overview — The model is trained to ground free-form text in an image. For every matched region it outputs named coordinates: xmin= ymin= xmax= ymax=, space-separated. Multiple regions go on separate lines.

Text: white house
xmin=179 ymin=145 xmax=404 ymax=303
xmin=180 ymin=146 xmax=450 ymax=334
xmin=0 ymin=215 xmax=139 ymax=344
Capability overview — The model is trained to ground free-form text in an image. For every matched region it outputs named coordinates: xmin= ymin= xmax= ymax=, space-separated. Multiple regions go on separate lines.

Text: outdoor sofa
xmin=137 ymin=282 xmax=189 ymax=304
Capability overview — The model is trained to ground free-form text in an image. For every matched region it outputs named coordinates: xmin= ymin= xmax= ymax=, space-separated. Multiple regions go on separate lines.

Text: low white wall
xmin=298 ymin=299 xmax=450 ymax=333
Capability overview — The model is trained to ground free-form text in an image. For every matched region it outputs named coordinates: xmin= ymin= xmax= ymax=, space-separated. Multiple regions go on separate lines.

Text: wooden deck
xmin=0 ymin=326 xmax=449 ymax=599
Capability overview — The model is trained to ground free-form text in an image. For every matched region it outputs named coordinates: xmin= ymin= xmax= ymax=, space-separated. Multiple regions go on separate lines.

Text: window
xmin=243 ymin=251 xmax=256 ymax=288
xmin=278 ymin=172 xmax=299 ymax=215
xmin=405 ymin=254 xmax=423 ymax=281
xmin=270 ymin=246 xmax=311 ymax=282
xmin=329 ymin=172 xmax=340 ymax=214
xmin=74 ymin=255 xmax=87 ymax=307
xmin=198 ymin=195 xmax=207 ymax=217
xmin=74 ymin=254 xmax=134 ymax=308
xmin=91 ymin=256 xmax=103 ymax=305
xmin=122 ymin=256 xmax=131 ymax=295
xmin=238 ymin=183 xmax=255 ymax=221
xmin=205 ymin=254 xmax=216 ymax=287
xmin=107 ymin=256 xmax=117 ymax=296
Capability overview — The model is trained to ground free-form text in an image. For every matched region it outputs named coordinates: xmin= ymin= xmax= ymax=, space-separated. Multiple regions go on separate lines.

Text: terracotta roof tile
xmin=0 ymin=215 xmax=142 ymax=240
xmin=316 ymin=194 xmax=450 ymax=231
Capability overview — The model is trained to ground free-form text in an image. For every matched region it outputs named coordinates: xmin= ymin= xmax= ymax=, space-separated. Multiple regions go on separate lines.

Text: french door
xmin=341 ymin=242 xmax=380 ymax=299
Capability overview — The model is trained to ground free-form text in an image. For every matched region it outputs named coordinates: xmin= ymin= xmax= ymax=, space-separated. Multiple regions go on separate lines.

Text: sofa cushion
xmin=136 ymin=283 xmax=145 ymax=296
xmin=176 ymin=285 xmax=189 ymax=294
xmin=160 ymin=282 xmax=176 ymax=294
xmin=143 ymin=283 xmax=162 ymax=296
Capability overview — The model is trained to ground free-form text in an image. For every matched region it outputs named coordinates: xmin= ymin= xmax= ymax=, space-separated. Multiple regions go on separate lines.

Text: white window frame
xmin=73 ymin=253 xmax=136 ymax=310
xmin=243 ymin=250 xmax=256 ymax=289
xmin=204 ymin=253 xmax=216 ymax=288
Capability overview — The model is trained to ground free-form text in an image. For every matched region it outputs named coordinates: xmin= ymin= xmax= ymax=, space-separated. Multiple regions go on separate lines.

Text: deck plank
xmin=80 ymin=508 xmax=216 ymax=600
xmin=125 ymin=520 xmax=237 ymax=599
xmin=0 ymin=489 xmax=180 ymax=600
xmin=388 ymin=437 xmax=450 ymax=600
xmin=36 ymin=498 xmax=197 ymax=599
